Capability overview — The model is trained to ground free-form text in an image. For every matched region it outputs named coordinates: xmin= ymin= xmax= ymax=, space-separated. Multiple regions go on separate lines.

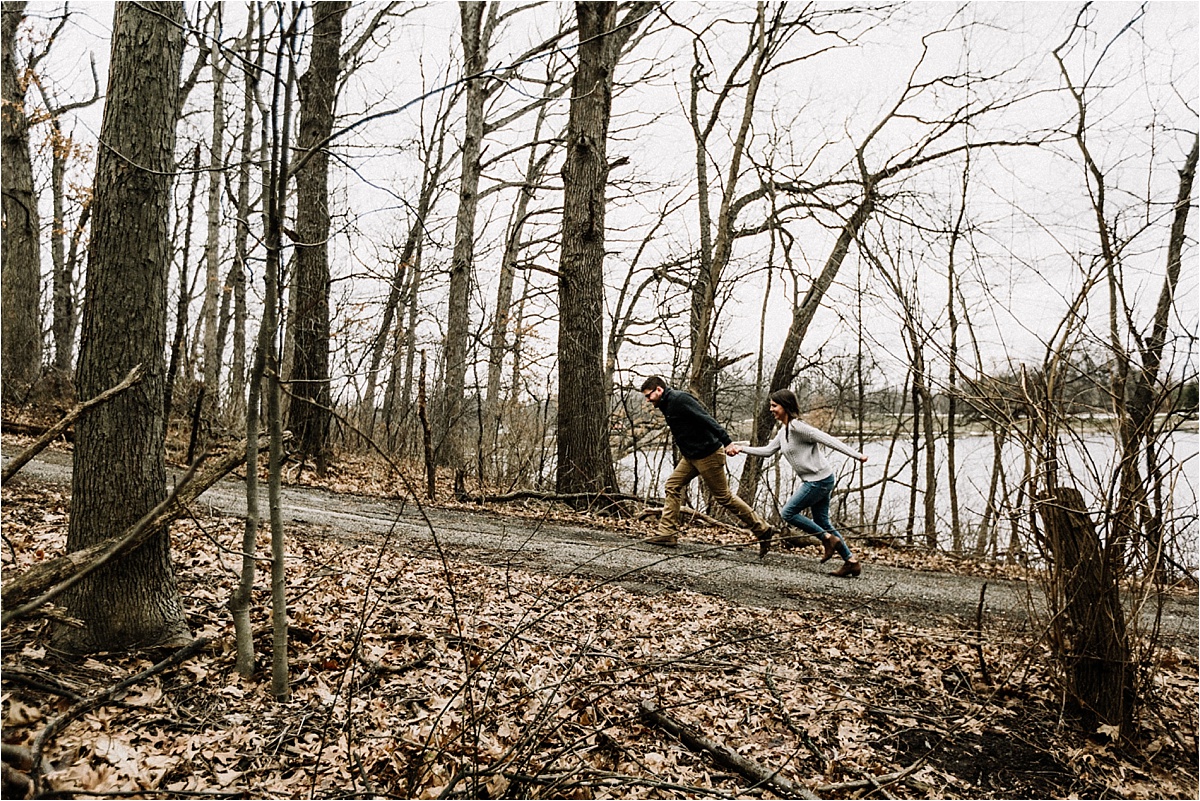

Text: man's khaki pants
xmin=658 ymin=447 xmax=770 ymax=536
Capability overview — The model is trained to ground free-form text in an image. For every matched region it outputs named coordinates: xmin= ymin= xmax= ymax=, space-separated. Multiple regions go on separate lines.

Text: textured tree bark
xmin=555 ymin=2 xmax=654 ymax=495
xmin=1037 ymin=486 xmax=1132 ymax=731
xmin=201 ymin=15 xmax=228 ymax=431
xmin=287 ymin=0 xmax=349 ymax=475
xmin=1 ymin=1 xmax=43 ymax=402
xmin=439 ymin=1 xmax=489 ymax=469
xmin=60 ymin=1 xmax=189 ymax=653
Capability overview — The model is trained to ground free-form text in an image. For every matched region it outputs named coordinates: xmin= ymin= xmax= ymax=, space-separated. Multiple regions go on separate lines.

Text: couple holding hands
xmin=640 ymin=375 xmax=866 ymax=578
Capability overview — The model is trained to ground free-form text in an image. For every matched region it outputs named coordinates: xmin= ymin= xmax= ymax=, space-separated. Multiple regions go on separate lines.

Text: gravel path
xmin=7 ymin=447 xmax=1196 ymax=652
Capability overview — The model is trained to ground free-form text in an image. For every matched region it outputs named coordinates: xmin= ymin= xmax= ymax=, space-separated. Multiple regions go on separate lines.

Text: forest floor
xmin=1 ymin=434 xmax=1197 ymax=800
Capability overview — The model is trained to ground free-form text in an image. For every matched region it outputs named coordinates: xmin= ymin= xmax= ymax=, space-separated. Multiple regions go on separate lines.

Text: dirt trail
xmin=6 ymin=447 xmax=1197 ymax=652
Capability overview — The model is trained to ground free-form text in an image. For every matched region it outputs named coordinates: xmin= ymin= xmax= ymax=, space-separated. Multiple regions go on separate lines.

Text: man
xmin=641 ymin=375 xmax=774 ymax=553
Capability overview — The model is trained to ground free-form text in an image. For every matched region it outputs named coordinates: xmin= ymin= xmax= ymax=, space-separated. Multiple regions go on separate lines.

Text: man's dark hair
xmin=640 ymin=375 xmax=666 ymax=392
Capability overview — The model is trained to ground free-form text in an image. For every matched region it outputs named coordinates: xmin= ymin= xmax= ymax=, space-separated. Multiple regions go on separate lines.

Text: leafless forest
xmin=1 ymin=2 xmax=1196 ymax=798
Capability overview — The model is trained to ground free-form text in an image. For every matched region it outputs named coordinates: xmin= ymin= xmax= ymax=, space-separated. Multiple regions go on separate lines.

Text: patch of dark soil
xmin=890 ymin=725 xmax=1099 ymax=798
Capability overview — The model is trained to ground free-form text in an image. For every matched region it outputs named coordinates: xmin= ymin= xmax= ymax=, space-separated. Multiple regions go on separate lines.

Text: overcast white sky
xmin=17 ymin=1 xmax=1200 ymax=395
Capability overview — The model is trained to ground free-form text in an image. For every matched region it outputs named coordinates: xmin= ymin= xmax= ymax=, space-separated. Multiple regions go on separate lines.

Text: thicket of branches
xmin=1 ymin=0 xmax=1195 ymax=772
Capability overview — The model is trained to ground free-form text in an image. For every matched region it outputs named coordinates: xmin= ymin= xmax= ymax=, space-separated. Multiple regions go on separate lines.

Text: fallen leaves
xmin=3 ymin=452 xmax=1197 ymax=800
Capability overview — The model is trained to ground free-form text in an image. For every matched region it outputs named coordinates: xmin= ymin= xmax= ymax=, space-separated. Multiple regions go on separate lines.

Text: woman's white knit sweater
xmin=739 ymin=420 xmax=865 ymax=482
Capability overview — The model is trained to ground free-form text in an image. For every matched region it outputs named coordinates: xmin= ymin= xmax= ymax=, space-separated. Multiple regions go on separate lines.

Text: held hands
xmin=860 ymin=455 xmax=869 ymax=463
xmin=725 ymin=443 xmax=743 ymax=456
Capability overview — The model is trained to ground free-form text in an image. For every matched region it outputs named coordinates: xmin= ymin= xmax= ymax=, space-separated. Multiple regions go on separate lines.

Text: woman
xmin=729 ymin=389 xmax=867 ymax=577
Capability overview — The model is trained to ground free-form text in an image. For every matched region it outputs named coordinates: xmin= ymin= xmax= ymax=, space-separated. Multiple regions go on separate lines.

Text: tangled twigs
xmin=28 ymin=637 xmax=214 ymax=796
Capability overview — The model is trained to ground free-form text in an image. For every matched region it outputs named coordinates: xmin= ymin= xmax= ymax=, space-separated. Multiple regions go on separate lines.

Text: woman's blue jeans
xmin=781 ymin=474 xmax=853 ymax=561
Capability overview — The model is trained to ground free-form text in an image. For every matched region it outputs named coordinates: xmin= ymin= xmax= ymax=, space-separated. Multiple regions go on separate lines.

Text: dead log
xmin=1 ymin=762 xmax=31 ymax=799
xmin=1 ymin=433 xmax=286 ymax=625
xmin=458 ymin=488 xmax=644 ymax=517
xmin=0 ymin=667 xmax=85 ymax=702
xmin=634 ymin=505 xmax=744 ymax=532
xmin=1 ymin=365 xmax=143 ymax=486
xmin=639 ymin=700 xmax=820 ymax=800
xmin=1 ymin=419 xmax=74 ymax=441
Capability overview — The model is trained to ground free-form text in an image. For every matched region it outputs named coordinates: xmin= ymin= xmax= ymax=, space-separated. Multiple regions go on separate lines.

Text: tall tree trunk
xmin=486 ymin=109 xmax=555 ymax=480
xmin=906 ymin=341 xmax=921 ymax=548
xmin=946 ymin=164 xmax=968 ymax=552
xmin=918 ymin=339 xmax=938 ymax=549
xmin=61 ymin=1 xmax=189 ymax=653
xmin=365 ymin=130 xmax=443 ymax=438
xmin=261 ymin=9 xmax=301 ymax=700
xmin=555 ymin=2 xmax=653 ymax=495
xmin=1 ymin=1 xmax=43 ymax=402
xmin=39 ymin=54 xmax=100 ymax=375
xmin=439 ymin=1 xmax=490 ymax=469
xmin=231 ymin=10 xmax=268 ymax=426
xmin=287 ymin=0 xmax=349 ymax=475
xmin=201 ymin=16 xmax=227 ymax=431
xmin=1118 ymin=135 xmax=1197 ymax=574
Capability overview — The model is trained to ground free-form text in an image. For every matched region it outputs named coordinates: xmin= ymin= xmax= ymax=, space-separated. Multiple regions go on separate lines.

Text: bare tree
xmin=555 ymin=1 xmax=657 ymax=495
xmin=27 ymin=7 xmax=100 ymax=377
xmin=1023 ymin=3 xmax=1198 ymax=734
xmin=738 ymin=17 xmax=1042 ymax=506
xmin=200 ymin=5 xmax=229 ymax=434
xmin=1 ymin=2 xmax=42 ymax=402
xmin=61 ymin=0 xmax=189 ymax=653
xmin=676 ymin=3 xmax=822 ymax=409
xmin=437 ymin=1 xmax=491 ymax=472
xmin=287 ymin=0 xmax=350 ymax=475
xmin=481 ymin=58 xmax=565 ymax=483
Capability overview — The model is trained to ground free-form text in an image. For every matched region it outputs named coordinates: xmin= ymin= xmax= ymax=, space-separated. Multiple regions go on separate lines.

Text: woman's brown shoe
xmin=831 ymin=560 xmax=861 ymax=578
xmin=820 ymin=535 xmax=842 ymax=563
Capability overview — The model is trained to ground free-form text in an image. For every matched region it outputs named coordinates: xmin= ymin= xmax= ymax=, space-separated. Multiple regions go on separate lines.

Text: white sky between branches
xmin=18 ymin=1 xmax=1200 ymax=402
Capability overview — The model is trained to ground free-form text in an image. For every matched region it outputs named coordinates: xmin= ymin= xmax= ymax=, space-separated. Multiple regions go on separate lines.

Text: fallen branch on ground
xmin=634 ymin=506 xmax=744 ymax=532
xmin=457 ymin=488 xmax=646 ymax=516
xmin=1 ymin=433 xmax=289 ymax=624
xmin=639 ymin=700 xmax=820 ymax=800
xmin=1 ymin=365 xmax=143 ymax=486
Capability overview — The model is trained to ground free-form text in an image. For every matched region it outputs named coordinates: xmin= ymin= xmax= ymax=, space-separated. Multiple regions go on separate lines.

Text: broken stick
xmin=639 ymin=700 xmax=820 ymax=800
xmin=1 ymin=364 xmax=144 ymax=486
xmin=2 ymin=433 xmax=288 ymax=624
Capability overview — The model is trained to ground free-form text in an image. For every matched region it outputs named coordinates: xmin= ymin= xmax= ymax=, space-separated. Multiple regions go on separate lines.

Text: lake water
xmin=617 ymin=428 xmax=1198 ymax=563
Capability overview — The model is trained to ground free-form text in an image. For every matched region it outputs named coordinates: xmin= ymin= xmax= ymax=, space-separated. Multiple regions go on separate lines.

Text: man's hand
xmin=725 ymin=443 xmax=741 ymax=456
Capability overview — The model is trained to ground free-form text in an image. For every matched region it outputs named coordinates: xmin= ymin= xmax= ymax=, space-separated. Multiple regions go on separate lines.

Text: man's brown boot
xmin=830 ymin=560 xmax=862 ymax=578
xmin=755 ymin=527 xmax=775 ymax=559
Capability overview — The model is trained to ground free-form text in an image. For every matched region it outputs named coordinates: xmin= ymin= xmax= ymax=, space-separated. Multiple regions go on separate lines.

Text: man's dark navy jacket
xmin=656 ymin=387 xmax=732 ymax=459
